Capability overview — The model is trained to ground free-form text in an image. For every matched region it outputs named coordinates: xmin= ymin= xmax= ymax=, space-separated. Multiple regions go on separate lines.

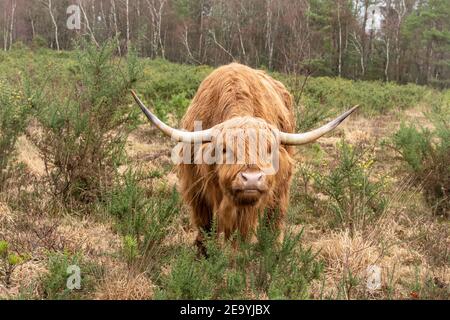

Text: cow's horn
xmin=279 ymin=105 xmax=360 ymax=145
xmin=131 ymin=90 xmax=213 ymax=143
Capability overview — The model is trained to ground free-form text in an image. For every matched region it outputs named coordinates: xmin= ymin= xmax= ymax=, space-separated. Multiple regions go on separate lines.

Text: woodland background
xmin=1 ymin=0 xmax=450 ymax=87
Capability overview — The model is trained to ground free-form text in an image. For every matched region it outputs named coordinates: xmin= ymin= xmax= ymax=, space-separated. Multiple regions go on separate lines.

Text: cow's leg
xmin=266 ymin=191 xmax=290 ymax=243
xmin=266 ymin=208 xmax=286 ymax=243
xmin=190 ymin=197 xmax=213 ymax=257
xmin=266 ymin=164 xmax=292 ymax=243
xmin=216 ymin=199 xmax=236 ymax=241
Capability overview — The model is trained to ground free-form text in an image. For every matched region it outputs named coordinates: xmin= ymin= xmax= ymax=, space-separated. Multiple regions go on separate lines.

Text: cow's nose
xmin=240 ymin=171 xmax=265 ymax=188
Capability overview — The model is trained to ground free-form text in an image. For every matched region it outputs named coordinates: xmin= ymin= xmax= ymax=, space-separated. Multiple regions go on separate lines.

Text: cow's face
xmin=202 ymin=117 xmax=281 ymax=207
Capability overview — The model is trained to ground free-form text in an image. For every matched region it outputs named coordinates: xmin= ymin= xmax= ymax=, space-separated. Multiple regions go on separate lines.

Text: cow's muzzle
xmin=233 ymin=171 xmax=267 ymax=194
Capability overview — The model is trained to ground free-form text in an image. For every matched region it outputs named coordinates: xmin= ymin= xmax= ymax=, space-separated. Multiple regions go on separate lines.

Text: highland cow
xmin=131 ymin=63 xmax=358 ymax=253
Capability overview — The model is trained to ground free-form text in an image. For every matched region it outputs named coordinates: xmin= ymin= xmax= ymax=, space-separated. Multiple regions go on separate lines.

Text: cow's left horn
xmin=131 ymin=90 xmax=213 ymax=143
xmin=279 ymin=105 xmax=359 ymax=145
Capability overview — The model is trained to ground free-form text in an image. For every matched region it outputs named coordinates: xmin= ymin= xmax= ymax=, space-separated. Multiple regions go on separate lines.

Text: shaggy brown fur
xmin=178 ymin=63 xmax=296 ymax=251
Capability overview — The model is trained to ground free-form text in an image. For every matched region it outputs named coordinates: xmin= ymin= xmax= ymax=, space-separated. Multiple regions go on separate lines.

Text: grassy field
xmin=0 ymin=44 xmax=449 ymax=300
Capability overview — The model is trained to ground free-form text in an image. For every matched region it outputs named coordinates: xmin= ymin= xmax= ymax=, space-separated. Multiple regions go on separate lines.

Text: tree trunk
xmin=393 ymin=0 xmax=406 ymax=82
xmin=9 ymin=0 xmax=16 ymax=50
xmin=146 ymin=0 xmax=166 ymax=59
xmin=337 ymin=1 xmax=342 ymax=77
xmin=126 ymin=0 xmax=130 ymax=52
xmin=385 ymin=37 xmax=390 ymax=81
xmin=79 ymin=0 xmax=99 ymax=46
xmin=3 ymin=5 xmax=9 ymax=50
xmin=48 ymin=0 xmax=59 ymax=51
xmin=360 ymin=0 xmax=369 ymax=77
xmin=111 ymin=0 xmax=121 ymax=55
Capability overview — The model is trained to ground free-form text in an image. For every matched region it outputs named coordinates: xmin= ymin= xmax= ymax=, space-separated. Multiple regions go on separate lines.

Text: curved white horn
xmin=131 ymin=90 xmax=213 ymax=143
xmin=279 ymin=105 xmax=360 ymax=145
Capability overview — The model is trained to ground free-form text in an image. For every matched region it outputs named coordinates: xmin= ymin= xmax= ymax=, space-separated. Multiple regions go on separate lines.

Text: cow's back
xmin=181 ymin=63 xmax=295 ymax=134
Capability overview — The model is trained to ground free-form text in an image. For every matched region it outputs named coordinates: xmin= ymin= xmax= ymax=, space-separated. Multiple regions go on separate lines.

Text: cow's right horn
xmin=131 ymin=90 xmax=213 ymax=143
xmin=279 ymin=105 xmax=360 ymax=145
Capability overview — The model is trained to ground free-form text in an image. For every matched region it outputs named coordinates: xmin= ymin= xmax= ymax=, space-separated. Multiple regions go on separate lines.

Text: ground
xmin=1 ymin=103 xmax=448 ymax=300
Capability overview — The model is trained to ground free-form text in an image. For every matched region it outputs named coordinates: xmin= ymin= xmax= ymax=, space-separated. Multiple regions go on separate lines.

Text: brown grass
xmin=94 ymin=267 xmax=154 ymax=300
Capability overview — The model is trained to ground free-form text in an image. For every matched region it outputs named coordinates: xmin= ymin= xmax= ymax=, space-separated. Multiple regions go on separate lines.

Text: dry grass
xmin=15 ymin=135 xmax=45 ymax=177
xmin=0 ymin=201 xmax=13 ymax=227
xmin=94 ymin=267 xmax=154 ymax=300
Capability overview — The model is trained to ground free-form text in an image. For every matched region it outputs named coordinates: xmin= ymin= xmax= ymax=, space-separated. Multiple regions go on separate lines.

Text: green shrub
xmin=0 ymin=240 xmax=29 ymax=287
xmin=0 ymin=79 xmax=30 ymax=189
xmin=29 ymin=40 xmax=141 ymax=205
xmin=107 ymin=170 xmax=180 ymax=271
xmin=296 ymin=140 xmax=387 ymax=233
xmin=299 ymin=76 xmax=431 ymax=115
xmin=10 ymin=41 xmax=27 ymax=51
xmin=31 ymin=35 xmax=47 ymax=50
xmin=137 ymin=59 xmax=211 ymax=121
xmin=156 ymin=214 xmax=322 ymax=299
xmin=391 ymin=102 xmax=449 ymax=217
xmin=40 ymin=252 xmax=100 ymax=300
xmin=122 ymin=235 xmax=139 ymax=268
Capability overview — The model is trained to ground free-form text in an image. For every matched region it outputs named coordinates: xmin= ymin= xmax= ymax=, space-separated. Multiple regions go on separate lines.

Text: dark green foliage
xmin=106 ymin=170 xmax=180 ymax=272
xmin=392 ymin=123 xmax=432 ymax=172
xmin=0 ymin=80 xmax=30 ymax=189
xmin=391 ymin=100 xmax=450 ymax=217
xmin=402 ymin=0 xmax=450 ymax=88
xmin=40 ymin=252 xmax=101 ymax=300
xmin=157 ymin=214 xmax=322 ymax=299
xmin=284 ymin=75 xmax=331 ymax=132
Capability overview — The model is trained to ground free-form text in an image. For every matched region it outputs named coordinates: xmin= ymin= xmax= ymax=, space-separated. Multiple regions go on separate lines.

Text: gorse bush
xmin=107 ymin=169 xmax=180 ymax=271
xmin=0 ymin=79 xmax=30 ymax=189
xmin=391 ymin=101 xmax=449 ymax=217
xmin=29 ymin=41 xmax=141 ymax=205
xmin=296 ymin=140 xmax=387 ymax=234
xmin=0 ymin=240 xmax=28 ymax=287
xmin=122 ymin=235 xmax=139 ymax=268
xmin=40 ymin=252 xmax=100 ymax=300
xmin=157 ymin=214 xmax=322 ymax=299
